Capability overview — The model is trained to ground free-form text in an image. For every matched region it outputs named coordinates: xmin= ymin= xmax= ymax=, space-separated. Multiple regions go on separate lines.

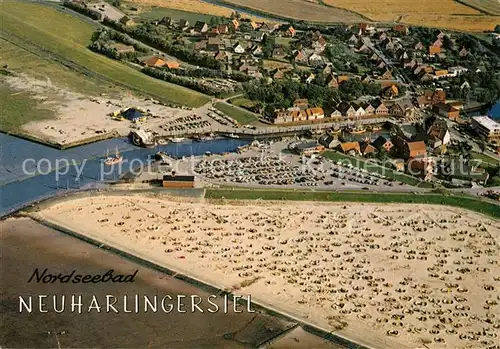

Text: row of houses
xmin=269 ymin=96 xmax=421 ymax=125
xmin=320 ymin=133 xmax=427 ymax=161
xmin=272 ymin=107 xmax=326 ymax=124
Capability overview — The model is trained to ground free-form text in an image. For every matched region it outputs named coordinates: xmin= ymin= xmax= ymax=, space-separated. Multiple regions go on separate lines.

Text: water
xmin=0 ymin=133 xmax=250 ymax=216
xmin=489 ymin=100 xmax=500 ymax=120
xmin=0 ymin=219 xmax=296 ymax=348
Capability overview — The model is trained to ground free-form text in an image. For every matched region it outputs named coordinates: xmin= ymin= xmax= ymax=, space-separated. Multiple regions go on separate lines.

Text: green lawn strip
xmin=322 ymin=151 xmax=421 ymax=186
xmin=1 ymin=2 xmax=210 ymax=107
xmin=0 ymin=83 xmax=55 ymax=132
xmin=205 ymin=188 xmax=500 ymax=219
xmin=214 ymin=102 xmax=258 ymax=125
xmin=229 ymin=97 xmax=258 ymax=108
xmin=471 ymin=151 xmax=499 ymax=169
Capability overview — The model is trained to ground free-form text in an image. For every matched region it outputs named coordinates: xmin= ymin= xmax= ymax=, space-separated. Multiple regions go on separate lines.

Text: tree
xmin=443 ymin=35 xmax=453 ymax=50
xmin=262 ymin=35 xmax=275 ymax=58
xmin=479 ymin=141 xmax=486 ymax=153
xmin=490 ymin=176 xmax=500 ymax=186
xmin=112 ymin=0 xmax=121 ymax=7
xmin=495 ymin=25 xmax=500 ymax=34
xmin=376 ymin=148 xmax=388 ymax=162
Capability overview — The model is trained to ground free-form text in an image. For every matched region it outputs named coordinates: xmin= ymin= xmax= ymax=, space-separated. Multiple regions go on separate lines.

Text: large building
xmin=291 ymin=141 xmax=325 ymax=156
xmin=162 ymin=175 xmax=195 ymax=188
xmin=471 ymin=116 xmax=500 ymax=139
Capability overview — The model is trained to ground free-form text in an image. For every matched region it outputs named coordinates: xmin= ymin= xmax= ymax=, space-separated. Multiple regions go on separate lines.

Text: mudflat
xmin=0 ymin=218 xmax=304 ymax=348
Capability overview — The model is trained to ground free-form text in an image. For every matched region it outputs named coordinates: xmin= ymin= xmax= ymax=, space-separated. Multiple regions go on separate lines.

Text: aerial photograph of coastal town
xmin=0 ymin=0 xmax=499 ymax=348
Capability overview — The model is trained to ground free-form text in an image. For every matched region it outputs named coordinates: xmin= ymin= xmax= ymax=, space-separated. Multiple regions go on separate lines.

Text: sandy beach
xmin=3 ymin=74 xmax=195 ymax=146
xmin=33 ymin=194 xmax=500 ymax=349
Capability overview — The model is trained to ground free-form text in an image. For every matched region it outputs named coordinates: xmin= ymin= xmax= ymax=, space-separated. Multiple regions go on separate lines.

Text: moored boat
xmin=104 ymin=147 xmax=123 ymax=166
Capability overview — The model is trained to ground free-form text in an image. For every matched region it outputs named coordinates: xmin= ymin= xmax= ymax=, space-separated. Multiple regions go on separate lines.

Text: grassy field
xmin=229 ymin=96 xmax=258 ymax=109
xmin=0 ymin=82 xmax=54 ymax=132
xmin=0 ymin=1 xmax=210 ymax=107
xmin=472 ymin=151 xmax=500 ymax=169
xmin=219 ymin=0 xmax=365 ymax=23
xmin=214 ymin=102 xmax=258 ymax=125
xmin=322 ymin=150 xmax=423 ymax=186
xmin=262 ymin=59 xmax=311 ymax=71
xmin=456 ymin=0 xmax=500 ymax=15
xmin=275 ymin=37 xmax=294 ymax=48
xmin=0 ymin=38 xmax=113 ymax=96
xmin=323 ymin=0 xmax=498 ymax=31
xmin=205 ymin=188 xmax=500 ymax=219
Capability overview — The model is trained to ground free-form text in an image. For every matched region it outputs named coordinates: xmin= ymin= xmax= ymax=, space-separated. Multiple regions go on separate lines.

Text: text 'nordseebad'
xmin=27 ymin=268 xmax=138 ymax=284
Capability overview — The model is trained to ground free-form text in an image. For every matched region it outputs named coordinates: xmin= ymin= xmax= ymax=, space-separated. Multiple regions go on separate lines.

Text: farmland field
xmin=132 ymin=6 xmax=224 ymax=23
xmin=125 ymin=0 xmax=264 ymax=20
xmin=457 ymin=0 xmax=500 ymax=15
xmin=0 ymin=1 xmax=210 ymax=107
xmin=323 ymin=0 xmax=499 ymax=31
xmin=213 ymin=0 xmax=365 ymax=23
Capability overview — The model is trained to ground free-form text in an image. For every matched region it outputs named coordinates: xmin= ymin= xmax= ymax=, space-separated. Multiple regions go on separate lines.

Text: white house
xmin=448 ymin=66 xmax=469 ymax=76
xmin=233 ymin=43 xmax=245 ymax=54
xmin=308 ymin=53 xmax=324 ymax=66
xmin=353 ymin=106 xmax=366 ymax=118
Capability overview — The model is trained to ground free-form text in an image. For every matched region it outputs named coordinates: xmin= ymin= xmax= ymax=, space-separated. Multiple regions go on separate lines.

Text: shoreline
xmin=22 ymin=212 xmax=375 ymax=349
xmin=0 ymin=129 xmax=121 ymax=150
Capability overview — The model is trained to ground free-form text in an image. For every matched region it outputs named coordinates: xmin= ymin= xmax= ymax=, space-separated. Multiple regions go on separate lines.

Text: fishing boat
xmin=170 ymin=137 xmax=185 ymax=143
xmin=329 ymin=126 xmax=342 ymax=135
xmin=193 ymin=134 xmax=213 ymax=142
xmin=104 ymin=147 xmax=123 ymax=166
xmin=227 ymin=133 xmax=240 ymax=139
xmin=129 ymin=129 xmax=155 ymax=148
xmin=349 ymin=123 xmax=366 ymax=135
xmin=200 ymin=134 xmax=215 ymax=141
xmin=157 ymin=138 xmax=168 ymax=145
xmin=366 ymin=125 xmax=382 ymax=132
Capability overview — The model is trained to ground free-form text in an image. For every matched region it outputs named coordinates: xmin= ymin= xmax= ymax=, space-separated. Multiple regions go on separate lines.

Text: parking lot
xmin=192 ymin=141 xmax=414 ymax=191
xmin=159 ymin=114 xmax=211 ymax=133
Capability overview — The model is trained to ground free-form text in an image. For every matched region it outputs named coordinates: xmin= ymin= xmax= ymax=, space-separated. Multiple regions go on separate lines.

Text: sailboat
xmin=104 ymin=146 xmax=123 ymax=166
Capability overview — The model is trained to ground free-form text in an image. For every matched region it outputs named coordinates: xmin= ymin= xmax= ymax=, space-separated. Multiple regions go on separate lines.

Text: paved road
xmin=361 ymin=37 xmax=409 ymax=85
xmin=362 ymin=37 xmax=393 ymax=66
xmin=159 ymin=117 xmax=391 ymax=137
